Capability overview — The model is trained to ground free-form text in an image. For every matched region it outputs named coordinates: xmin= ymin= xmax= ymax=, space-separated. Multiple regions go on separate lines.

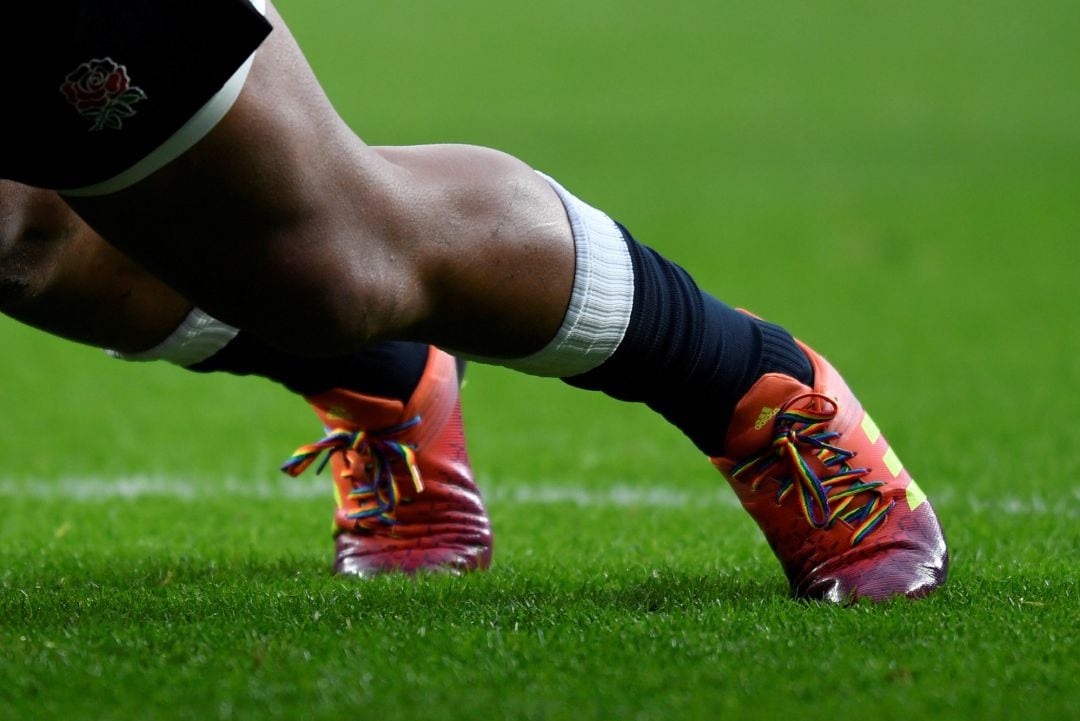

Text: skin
xmin=0 ymin=180 xmax=191 ymax=352
xmin=60 ymin=2 xmax=577 ymax=360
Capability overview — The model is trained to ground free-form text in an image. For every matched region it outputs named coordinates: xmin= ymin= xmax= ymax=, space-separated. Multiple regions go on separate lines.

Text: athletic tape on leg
xmin=107 ymin=308 xmax=238 ymax=367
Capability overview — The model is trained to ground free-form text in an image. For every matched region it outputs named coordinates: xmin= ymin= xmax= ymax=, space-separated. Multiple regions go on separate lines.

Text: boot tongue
xmin=722 ymin=372 xmax=811 ymax=459
xmin=306 ymin=389 xmax=405 ymax=431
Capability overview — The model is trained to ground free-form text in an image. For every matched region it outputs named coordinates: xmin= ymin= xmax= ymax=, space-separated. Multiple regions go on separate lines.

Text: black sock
xmin=564 ymin=226 xmax=813 ymax=456
xmin=188 ymin=333 xmax=430 ymax=402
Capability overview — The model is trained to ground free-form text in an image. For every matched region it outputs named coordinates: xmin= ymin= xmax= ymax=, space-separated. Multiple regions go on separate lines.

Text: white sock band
xmin=487 ymin=173 xmax=635 ymax=378
xmin=107 ymin=308 xmax=238 ymax=367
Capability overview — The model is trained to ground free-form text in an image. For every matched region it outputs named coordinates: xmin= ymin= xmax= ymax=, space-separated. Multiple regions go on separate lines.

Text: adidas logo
xmin=325 ymin=405 xmax=353 ymax=422
xmin=754 ymin=406 xmax=780 ymax=430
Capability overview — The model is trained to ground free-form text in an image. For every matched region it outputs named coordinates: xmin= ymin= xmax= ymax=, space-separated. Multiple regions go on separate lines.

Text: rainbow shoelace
xmin=729 ymin=395 xmax=894 ymax=546
xmin=281 ymin=417 xmax=423 ymax=525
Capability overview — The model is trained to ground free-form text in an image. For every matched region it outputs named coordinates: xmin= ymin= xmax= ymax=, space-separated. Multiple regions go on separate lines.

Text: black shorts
xmin=1 ymin=0 xmax=272 ymax=193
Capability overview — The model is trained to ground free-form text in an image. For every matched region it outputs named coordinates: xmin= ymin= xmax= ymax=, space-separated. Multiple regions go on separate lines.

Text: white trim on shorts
xmin=60 ymin=0 xmax=268 ymax=197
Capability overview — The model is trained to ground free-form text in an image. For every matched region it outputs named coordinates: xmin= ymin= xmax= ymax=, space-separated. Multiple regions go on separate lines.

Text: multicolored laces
xmin=729 ymin=394 xmax=894 ymax=546
xmin=281 ymin=417 xmax=424 ymax=525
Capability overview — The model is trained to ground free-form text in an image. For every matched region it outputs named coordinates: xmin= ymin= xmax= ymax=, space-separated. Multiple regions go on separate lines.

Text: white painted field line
xmin=0 ymin=477 xmax=1074 ymax=517
xmin=0 ymin=476 xmax=327 ymax=501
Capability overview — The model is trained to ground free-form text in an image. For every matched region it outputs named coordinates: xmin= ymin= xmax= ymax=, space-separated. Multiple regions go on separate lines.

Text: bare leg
xmin=63 ymin=4 xmax=575 ymax=358
xmin=0 ymin=181 xmax=190 ymax=353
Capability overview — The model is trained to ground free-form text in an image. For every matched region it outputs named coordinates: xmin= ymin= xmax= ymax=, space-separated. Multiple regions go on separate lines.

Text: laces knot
xmin=281 ymin=416 xmax=424 ymax=525
xmin=730 ymin=394 xmax=894 ymax=546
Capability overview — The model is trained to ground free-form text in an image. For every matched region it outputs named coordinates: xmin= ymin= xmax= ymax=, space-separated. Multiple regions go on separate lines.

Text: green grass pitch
xmin=1 ymin=1 xmax=1077 ymax=719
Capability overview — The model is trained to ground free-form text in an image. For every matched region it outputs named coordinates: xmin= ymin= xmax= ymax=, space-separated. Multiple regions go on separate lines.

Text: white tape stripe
xmin=0 ymin=478 xmax=1072 ymax=516
xmin=107 ymin=308 xmax=238 ymax=366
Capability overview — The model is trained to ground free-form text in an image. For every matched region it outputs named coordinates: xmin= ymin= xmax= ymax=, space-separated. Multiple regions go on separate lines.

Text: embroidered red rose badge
xmin=60 ymin=58 xmax=148 ymax=131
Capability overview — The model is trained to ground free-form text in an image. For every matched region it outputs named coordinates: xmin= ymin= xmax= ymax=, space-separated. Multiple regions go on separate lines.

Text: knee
xmin=378 ymin=145 xmax=554 ymax=232
xmin=376 ymin=144 xmax=570 ymax=274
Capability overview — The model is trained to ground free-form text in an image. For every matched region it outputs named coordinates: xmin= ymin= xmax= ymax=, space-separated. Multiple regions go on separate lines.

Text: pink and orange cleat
xmin=711 ymin=337 xmax=948 ymax=603
xmin=282 ymin=347 xmax=493 ymax=577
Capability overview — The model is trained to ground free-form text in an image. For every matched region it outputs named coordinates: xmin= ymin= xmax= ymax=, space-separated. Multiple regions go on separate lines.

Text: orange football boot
xmin=711 ymin=335 xmax=948 ymax=603
xmin=282 ymin=347 xmax=493 ymax=577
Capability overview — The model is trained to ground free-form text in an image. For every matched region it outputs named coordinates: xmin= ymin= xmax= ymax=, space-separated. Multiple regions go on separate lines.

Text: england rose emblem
xmin=60 ymin=58 xmax=147 ymax=131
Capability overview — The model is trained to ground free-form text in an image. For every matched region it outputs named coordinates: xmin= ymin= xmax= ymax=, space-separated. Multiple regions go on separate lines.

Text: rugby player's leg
xmin=57 ymin=4 xmax=944 ymax=599
xmin=361 ymin=147 xmax=947 ymax=601
xmin=0 ymin=181 xmax=191 ymax=352
xmin=0 ymin=180 xmax=420 ymax=396
xmin=0 ymin=182 xmax=491 ymax=576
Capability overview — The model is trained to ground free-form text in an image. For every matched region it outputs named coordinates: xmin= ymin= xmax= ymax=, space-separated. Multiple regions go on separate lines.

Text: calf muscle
xmin=0 ymin=182 xmax=190 ymax=352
